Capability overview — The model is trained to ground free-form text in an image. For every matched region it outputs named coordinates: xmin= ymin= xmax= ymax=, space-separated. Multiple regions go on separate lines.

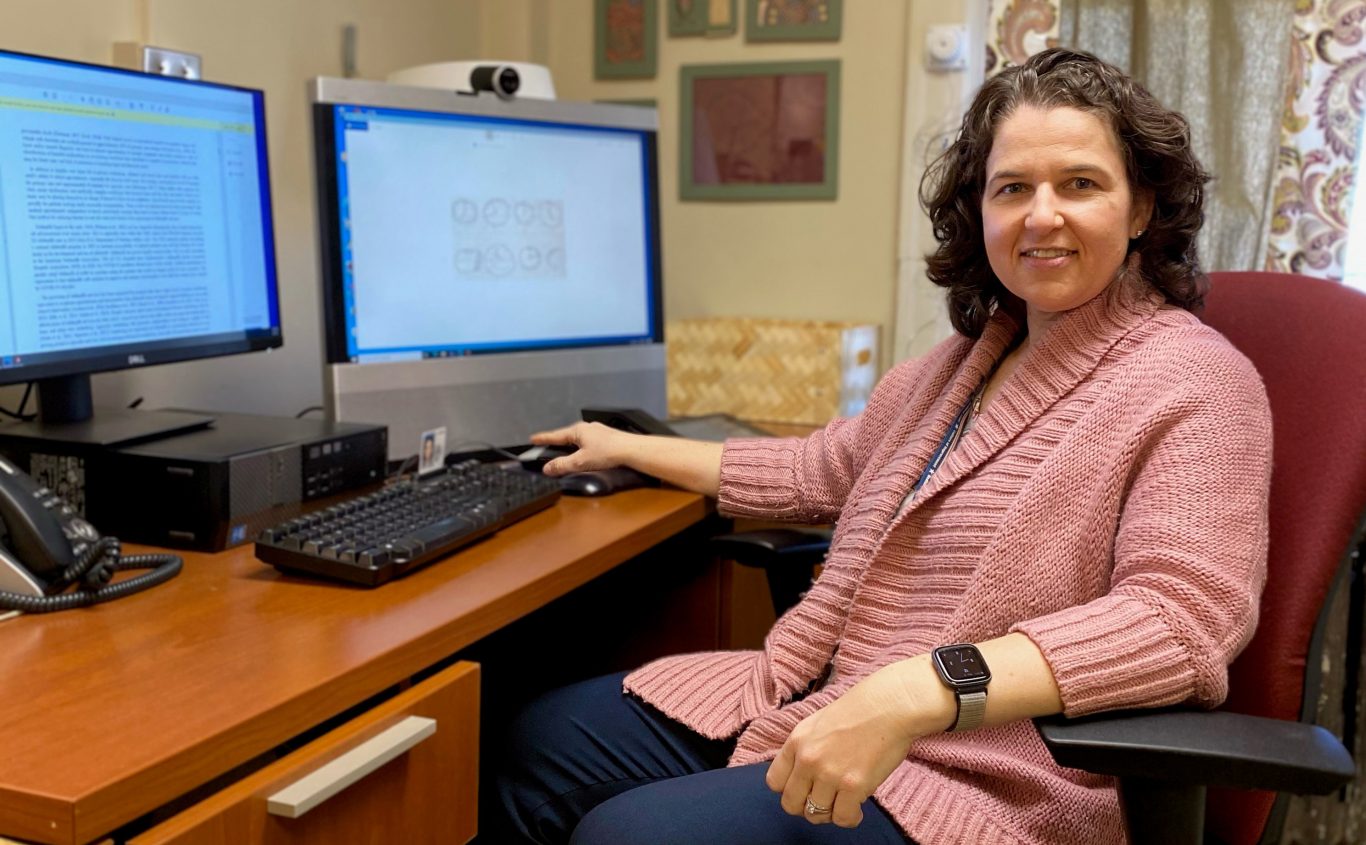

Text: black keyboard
xmin=256 ymin=460 xmax=561 ymax=586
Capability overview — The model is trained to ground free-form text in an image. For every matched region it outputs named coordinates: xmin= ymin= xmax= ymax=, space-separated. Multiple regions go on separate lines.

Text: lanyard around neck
xmin=909 ymin=383 xmax=981 ymax=497
xmin=907 ymin=332 xmax=1023 ymax=501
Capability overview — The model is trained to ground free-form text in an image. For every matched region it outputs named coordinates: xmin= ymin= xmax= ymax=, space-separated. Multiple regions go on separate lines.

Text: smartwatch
xmin=931 ymin=643 xmax=991 ymax=732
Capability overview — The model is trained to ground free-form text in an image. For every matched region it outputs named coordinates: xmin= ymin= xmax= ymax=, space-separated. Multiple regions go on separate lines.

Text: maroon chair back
xmin=1199 ymin=272 xmax=1366 ymax=844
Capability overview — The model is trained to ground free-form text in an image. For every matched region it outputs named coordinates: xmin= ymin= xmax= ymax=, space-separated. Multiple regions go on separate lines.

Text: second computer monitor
xmin=311 ymin=78 xmax=664 ymax=458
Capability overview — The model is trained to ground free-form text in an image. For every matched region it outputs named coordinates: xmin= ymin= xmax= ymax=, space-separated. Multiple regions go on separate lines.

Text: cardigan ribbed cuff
xmin=1011 ymin=593 xmax=1199 ymax=717
xmin=717 ymin=437 xmax=805 ymax=519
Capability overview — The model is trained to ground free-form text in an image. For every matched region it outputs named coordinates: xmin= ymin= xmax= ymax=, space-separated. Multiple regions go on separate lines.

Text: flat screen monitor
xmin=0 ymin=48 xmax=281 ymax=436
xmin=311 ymin=78 xmax=665 ymax=458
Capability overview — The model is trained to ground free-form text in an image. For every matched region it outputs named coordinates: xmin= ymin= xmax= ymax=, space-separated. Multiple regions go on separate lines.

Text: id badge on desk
xmin=418 ymin=426 xmax=447 ymax=476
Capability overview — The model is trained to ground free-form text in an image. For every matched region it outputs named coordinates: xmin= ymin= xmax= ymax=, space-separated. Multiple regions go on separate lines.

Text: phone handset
xmin=0 ymin=456 xmax=182 ymax=614
xmin=0 ymin=457 xmax=96 ymax=576
xmin=579 ymin=407 xmax=678 ymax=437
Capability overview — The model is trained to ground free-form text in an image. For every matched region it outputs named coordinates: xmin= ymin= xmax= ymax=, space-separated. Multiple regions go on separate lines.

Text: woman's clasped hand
xmin=765 ymin=665 xmax=937 ymax=828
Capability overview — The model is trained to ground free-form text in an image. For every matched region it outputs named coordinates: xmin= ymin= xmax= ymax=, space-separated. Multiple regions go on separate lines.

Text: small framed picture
xmin=669 ymin=0 xmax=737 ymax=37
xmin=595 ymin=0 xmax=658 ymax=79
xmin=597 ymin=98 xmax=659 ymax=109
xmin=680 ymin=60 xmax=840 ymax=201
xmin=418 ymin=426 xmax=447 ymax=476
xmin=745 ymin=0 xmax=841 ymax=42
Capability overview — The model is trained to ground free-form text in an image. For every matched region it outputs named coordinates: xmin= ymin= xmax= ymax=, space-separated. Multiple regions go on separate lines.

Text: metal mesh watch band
xmin=951 ymin=690 xmax=987 ymax=732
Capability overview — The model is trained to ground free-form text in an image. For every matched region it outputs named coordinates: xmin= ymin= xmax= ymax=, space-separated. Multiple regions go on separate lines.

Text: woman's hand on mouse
xmin=530 ymin=422 xmax=636 ymax=476
xmin=531 ymin=423 xmax=724 ymax=496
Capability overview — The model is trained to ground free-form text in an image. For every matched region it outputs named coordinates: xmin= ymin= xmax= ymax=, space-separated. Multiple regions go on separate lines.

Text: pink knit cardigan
xmin=624 ymin=280 xmax=1273 ymax=844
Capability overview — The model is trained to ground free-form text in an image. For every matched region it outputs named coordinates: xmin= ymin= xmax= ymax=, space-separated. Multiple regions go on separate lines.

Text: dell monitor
xmin=0 ymin=49 xmax=281 ymax=442
xmin=310 ymin=78 xmax=665 ymax=460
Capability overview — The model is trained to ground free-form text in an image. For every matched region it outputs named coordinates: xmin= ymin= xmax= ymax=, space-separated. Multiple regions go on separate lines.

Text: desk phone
xmin=0 ymin=456 xmax=181 ymax=613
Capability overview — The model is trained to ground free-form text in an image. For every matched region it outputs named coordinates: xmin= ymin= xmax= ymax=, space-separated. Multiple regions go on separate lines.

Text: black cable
xmin=446 ymin=439 xmax=524 ymax=461
xmin=57 ymin=535 xmax=120 ymax=587
xmin=389 ymin=454 xmax=419 ymax=480
xmin=0 ymin=537 xmax=182 ymax=613
xmin=0 ymin=382 xmax=36 ymax=422
xmin=295 ymin=405 xmax=325 ymax=418
xmin=388 ymin=440 xmax=523 ymax=481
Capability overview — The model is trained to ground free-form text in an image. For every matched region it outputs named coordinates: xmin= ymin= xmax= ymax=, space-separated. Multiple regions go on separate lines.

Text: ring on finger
xmin=805 ymin=797 xmax=832 ymax=816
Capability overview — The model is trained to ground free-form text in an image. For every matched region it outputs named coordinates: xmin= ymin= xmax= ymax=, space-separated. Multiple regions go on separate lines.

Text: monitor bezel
xmin=309 ymin=77 xmax=665 ymax=366
xmin=0 ymin=47 xmax=283 ymax=388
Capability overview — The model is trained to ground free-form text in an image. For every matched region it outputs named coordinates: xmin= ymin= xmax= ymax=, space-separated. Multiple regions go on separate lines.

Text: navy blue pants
xmin=489 ymin=671 xmax=912 ymax=844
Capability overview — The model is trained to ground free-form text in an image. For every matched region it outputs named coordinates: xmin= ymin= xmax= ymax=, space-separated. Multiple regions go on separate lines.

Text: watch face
xmin=935 ymin=645 xmax=990 ymax=684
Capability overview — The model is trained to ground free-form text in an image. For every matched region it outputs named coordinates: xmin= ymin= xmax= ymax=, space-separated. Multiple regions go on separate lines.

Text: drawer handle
xmin=267 ymin=716 xmax=437 ymax=818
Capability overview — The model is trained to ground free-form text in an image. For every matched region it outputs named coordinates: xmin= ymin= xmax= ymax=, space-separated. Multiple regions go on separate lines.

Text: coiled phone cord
xmin=0 ymin=536 xmax=182 ymax=614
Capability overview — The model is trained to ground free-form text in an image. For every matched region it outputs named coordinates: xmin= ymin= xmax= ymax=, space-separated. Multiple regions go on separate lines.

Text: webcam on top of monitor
xmin=386 ymin=60 xmax=557 ymax=100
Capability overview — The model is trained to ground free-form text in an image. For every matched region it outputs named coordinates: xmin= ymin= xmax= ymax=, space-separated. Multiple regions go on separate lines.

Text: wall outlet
xmin=925 ymin=25 xmax=968 ymax=72
xmin=112 ymin=42 xmax=202 ymax=79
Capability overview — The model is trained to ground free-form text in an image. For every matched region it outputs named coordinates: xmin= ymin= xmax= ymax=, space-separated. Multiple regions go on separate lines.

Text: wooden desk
xmin=0 ymin=489 xmax=710 ymax=845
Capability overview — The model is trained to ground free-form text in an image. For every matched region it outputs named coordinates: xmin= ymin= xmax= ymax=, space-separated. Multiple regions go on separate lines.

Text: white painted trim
xmin=892 ymin=0 xmax=988 ymax=364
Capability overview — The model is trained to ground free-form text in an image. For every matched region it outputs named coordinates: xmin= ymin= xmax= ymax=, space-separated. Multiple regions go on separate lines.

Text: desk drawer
xmin=132 ymin=661 xmax=479 ymax=845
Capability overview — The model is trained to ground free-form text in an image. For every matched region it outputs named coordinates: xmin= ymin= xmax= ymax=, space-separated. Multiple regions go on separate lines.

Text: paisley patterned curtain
xmin=1058 ymin=0 xmax=1296 ymax=275
xmin=1265 ymin=0 xmax=1366 ymax=281
xmin=985 ymin=0 xmax=1062 ymax=77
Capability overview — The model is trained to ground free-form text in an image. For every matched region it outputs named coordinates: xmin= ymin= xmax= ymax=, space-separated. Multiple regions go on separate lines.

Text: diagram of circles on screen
xmin=451 ymin=196 xmax=566 ymax=280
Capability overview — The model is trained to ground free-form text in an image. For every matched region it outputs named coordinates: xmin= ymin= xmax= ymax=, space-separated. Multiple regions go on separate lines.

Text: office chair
xmin=712 ymin=271 xmax=1365 ymax=844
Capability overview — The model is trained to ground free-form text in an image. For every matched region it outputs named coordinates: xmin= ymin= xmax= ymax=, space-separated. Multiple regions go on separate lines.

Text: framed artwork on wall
xmin=669 ymin=0 xmax=738 ymax=37
xmin=679 ymin=60 xmax=840 ymax=200
xmin=597 ymin=98 xmax=659 ymax=109
xmin=595 ymin=0 xmax=658 ymax=79
xmin=744 ymin=0 xmax=841 ymax=42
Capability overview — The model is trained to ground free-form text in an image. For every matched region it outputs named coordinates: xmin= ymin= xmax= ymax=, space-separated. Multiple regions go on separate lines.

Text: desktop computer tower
xmin=0 ymin=412 xmax=387 ymax=552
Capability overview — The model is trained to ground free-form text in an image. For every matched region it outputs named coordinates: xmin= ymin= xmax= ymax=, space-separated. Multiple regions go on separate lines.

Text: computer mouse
xmin=559 ymin=467 xmax=651 ymax=497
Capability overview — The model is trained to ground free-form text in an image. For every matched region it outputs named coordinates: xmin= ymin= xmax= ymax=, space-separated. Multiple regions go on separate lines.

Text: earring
xmin=1132 ymin=229 xmax=1145 ymax=238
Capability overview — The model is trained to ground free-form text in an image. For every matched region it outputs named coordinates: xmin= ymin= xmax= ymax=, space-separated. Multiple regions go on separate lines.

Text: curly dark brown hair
xmin=920 ymin=48 xmax=1212 ymax=337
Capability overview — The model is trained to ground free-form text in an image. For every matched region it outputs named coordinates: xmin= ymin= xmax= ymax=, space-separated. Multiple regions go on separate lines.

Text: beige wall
xmin=0 ymin=0 xmax=141 ymax=60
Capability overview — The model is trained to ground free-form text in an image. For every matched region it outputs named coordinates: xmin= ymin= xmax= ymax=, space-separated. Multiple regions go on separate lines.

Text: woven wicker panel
xmin=667 ymin=318 xmax=873 ymax=426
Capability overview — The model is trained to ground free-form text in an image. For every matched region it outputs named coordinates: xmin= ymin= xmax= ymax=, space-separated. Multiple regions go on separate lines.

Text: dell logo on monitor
xmin=128 ymin=354 xmax=147 ymax=365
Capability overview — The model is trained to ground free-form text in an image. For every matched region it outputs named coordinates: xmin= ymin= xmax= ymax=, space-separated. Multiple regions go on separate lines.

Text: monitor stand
xmin=4 ymin=374 xmax=215 ymax=448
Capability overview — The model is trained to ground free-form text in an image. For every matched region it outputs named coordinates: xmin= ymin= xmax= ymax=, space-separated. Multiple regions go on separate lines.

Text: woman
xmin=493 ymin=48 xmax=1272 ymax=845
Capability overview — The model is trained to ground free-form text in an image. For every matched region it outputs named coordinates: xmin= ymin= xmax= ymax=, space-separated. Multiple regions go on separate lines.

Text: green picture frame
xmin=595 ymin=0 xmax=659 ymax=80
xmin=669 ymin=0 xmax=738 ymax=37
xmin=679 ymin=60 xmax=840 ymax=201
xmin=597 ymin=98 xmax=659 ymax=110
xmin=744 ymin=0 xmax=842 ymax=42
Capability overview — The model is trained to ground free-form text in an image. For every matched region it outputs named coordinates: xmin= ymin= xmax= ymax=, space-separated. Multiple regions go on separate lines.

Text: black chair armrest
xmin=710 ymin=528 xmax=832 ymax=616
xmin=1035 ymin=709 xmax=1354 ymax=794
xmin=710 ymin=528 xmax=833 ymax=568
